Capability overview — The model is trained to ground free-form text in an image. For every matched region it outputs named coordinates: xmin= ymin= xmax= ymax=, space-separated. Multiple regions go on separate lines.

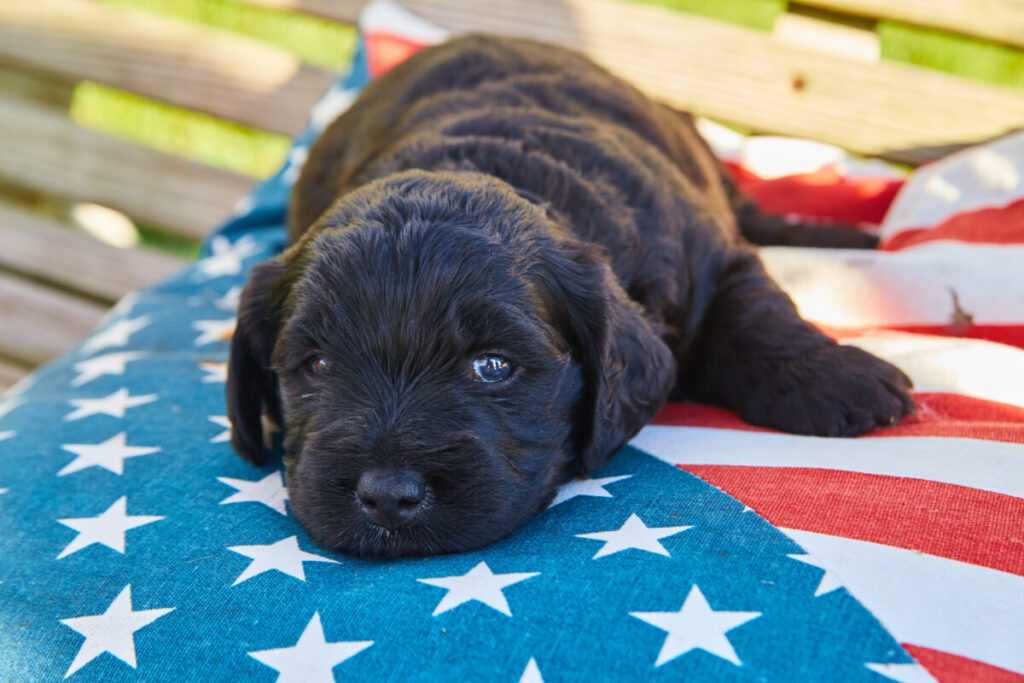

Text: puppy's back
xmin=289 ymin=34 xmax=732 ymax=243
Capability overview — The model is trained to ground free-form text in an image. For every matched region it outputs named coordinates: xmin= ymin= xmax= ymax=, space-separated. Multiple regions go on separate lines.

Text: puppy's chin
xmin=285 ymin=454 xmax=559 ymax=559
xmin=300 ymin=508 xmax=457 ymax=559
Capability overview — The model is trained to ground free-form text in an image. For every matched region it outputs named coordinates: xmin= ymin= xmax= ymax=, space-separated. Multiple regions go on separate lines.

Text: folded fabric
xmin=669 ymin=125 xmax=1024 ymax=681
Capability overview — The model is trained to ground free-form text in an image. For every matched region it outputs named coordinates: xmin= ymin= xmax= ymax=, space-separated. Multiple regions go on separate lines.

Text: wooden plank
xmin=0 ymin=0 xmax=336 ymax=136
xmin=0 ymin=60 xmax=75 ymax=108
xmin=0 ymin=202 xmax=185 ymax=304
xmin=384 ymin=0 xmax=1024 ymax=160
xmin=772 ymin=11 xmax=880 ymax=63
xmin=0 ymin=358 xmax=30 ymax=394
xmin=239 ymin=0 xmax=363 ymax=23
xmin=795 ymin=0 xmax=1024 ymax=49
xmin=0 ymin=272 xmax=107 ymax=367
xmin=879 ymin=141 xmax=974 ymax=168
xmin=0 ymin=96 xmax=253 ymax=239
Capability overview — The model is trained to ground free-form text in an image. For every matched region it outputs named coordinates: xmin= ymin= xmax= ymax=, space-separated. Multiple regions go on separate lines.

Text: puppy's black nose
xmin=356 ymin=469 xmax=427 ymax=529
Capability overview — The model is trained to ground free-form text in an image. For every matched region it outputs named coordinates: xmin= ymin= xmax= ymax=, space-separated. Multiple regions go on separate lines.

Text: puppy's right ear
xmin=226 ymin=259 xmax=287 ymax=465
xmin=536 ymin=239 xmax=677 ymax=476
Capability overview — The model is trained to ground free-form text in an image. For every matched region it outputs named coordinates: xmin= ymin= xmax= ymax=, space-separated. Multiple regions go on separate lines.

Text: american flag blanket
xmin=1 ymin=3 xmax=1022 ymax=681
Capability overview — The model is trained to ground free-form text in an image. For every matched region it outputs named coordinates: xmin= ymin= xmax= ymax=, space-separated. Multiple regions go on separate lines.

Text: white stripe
xmin=881 ymin=130 xmax=1024 ymax=239
xmin=864 ymin=662 xmax=936 ymax=683
xmin=629 ymin=426 xmax=1024 ymax=499
xmin=760 ymin=242 xmax=1024 ymax=327
xmin=359 ymin=0 xmax=450 ymax=43
xmin=780 ymin=529 xmax=1024 ymax=676
xmin=695 ymin=120 xmax=906 ymax=181
xmin=742 ymin=136 xmax=902 ymax=180
xmin=844 ymin=334 xmax=1024 ymax=409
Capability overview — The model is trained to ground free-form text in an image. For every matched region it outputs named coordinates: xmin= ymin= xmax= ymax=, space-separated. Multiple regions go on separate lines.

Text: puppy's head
xmin=227 ymin=171 xmax=675 ymax=557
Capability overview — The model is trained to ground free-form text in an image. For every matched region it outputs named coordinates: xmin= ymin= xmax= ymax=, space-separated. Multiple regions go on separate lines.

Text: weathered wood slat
xmin=0 ymin=97 xmax=253 ymax=239
xmin=0 ymin=0 xmax=336 ymax=136
xmin=772 ymin=10 xmax=880 ymax=63
xmin=796 ymin=0 xmax=1024 ymax=49
xmin=0 ymin=202 xmax=185 ymax=304
xmin=0 ymin=272 xmax=107 ymax=367
xmin=386 ymin=0 xmax=1024 ymax=160
xmin=0 ymin=60 xmax=75 ymax=108
xmin=239 ymin=0 xmax=362 ymax=23
xmin=0 ymin=358 xmax=29 ymax=394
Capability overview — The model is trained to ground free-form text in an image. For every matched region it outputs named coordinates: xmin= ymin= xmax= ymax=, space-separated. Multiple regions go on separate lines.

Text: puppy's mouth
xmin=332 ymin=503 xmax=473 ymax=558
xmin=303 ymin=487 xmax=512 ymax=559
xmin=352 ymin=519 xmax=443 ymax=558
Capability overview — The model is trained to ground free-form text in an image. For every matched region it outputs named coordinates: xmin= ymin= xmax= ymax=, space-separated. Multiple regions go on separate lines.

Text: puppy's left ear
xmin=226 ymin=259 xmax=287 ymax=465
xmin=538 ymin=241 xmax=677 ymax=475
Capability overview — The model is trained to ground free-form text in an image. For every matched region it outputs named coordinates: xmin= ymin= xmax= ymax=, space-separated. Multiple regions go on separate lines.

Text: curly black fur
xmin=226 ymin=35 xmax=913 ymax=558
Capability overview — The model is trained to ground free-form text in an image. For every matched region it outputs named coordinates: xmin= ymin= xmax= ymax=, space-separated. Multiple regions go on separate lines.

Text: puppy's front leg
xmin=683 ymin=250 xmax=915 ymax=436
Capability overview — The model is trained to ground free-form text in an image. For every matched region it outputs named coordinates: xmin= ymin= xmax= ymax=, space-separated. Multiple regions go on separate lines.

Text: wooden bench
xmin=1 ymin=0 xmax=1022 ymax=392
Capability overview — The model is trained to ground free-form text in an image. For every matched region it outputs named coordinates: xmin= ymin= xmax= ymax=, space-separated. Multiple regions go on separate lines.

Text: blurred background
xmin=0 ymin=0 xmax=1022 ymax=391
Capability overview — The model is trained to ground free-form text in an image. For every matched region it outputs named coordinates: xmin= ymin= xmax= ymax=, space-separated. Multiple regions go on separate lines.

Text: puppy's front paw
xmin=746 ymin=344 xmax=916 ymax=437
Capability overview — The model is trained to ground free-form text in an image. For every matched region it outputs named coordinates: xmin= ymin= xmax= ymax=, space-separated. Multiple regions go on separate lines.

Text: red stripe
xmin=882 ymin=197 xmax=1024 ymax=251
xmin=651 ymin=393 xmax=1024 ymax=444
xmin=365 ymin=32 xmax=428 ymax=78
xmin=819 ymin=324 xmax=1024 ymax=350
xmin=723 ymin=163 xmax=903 ymax=225
xmin=678 ymin=466 xmax=1024 ymax=576
xmin=903 ymin=644 xmax=1024 ymax=683
xmin=651 ymin=402 xmax=770 ymax=432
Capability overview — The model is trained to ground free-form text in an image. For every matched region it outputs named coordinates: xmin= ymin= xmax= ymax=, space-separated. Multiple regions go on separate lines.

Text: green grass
xmin=71 ymin=82 xmax=291 ymax=179
xmin=880 ymin=21 xmax=1024 ymax=90
xmin=136 ymin=225 xmax=203 ymax=260
xmin=626 ymin=0 xmax=784 ymax=31
xmin=97 ymin=0 xmax=357 ymax=69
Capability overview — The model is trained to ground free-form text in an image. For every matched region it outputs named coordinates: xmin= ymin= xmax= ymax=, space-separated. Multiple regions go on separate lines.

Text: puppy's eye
xmin=472 ymin=354 xmax=514 ymax=383
xmin=308 ymin=357 xmax=330 ymax=375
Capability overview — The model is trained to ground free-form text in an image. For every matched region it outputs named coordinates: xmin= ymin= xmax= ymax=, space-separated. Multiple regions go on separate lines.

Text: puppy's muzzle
xmin=356 ymin=469 xmax=428 ymax=529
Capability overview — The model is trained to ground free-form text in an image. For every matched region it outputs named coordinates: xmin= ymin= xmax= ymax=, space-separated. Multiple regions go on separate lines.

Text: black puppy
xmin=227 ymin=35 xmax=914 ymax=558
